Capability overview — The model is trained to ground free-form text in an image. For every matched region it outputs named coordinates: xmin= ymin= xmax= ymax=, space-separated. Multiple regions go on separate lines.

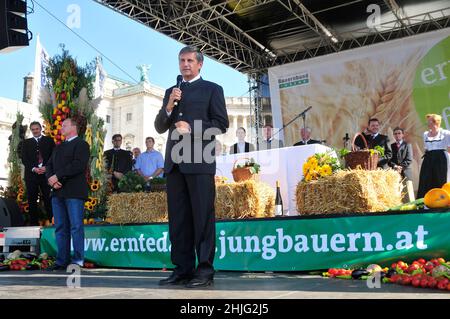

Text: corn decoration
xmin=37 ymin=48 xmax=108 ymax=224
xmin=49 ymin=60 xmax=78 ymax=145
xmin=5 ymin=112 xmax=29 ymax=215
xmin=83 ymin=115 xmax=108 ymax=221
xmin=302 ymin=152 xmax=341 ymax=182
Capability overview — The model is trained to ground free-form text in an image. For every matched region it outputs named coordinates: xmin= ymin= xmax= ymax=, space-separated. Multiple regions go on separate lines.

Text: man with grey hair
xmin=293 ymin=127 xmax=321 ymax=146
xmin=155 ymin=46 xmax=229 ymax=288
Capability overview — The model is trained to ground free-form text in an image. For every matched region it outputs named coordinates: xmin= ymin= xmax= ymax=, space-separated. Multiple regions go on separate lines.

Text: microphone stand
xmin=270 ymin=106 xmax=312 ymax=143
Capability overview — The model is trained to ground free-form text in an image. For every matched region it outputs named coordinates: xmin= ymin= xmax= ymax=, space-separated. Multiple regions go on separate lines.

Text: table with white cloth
xmin=216 ymin=144 xmax=334 ymax=215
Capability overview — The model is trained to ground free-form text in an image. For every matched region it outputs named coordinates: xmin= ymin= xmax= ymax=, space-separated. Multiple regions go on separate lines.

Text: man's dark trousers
xmin=166 ymin=164 xmax=216 ymax=279
xmin=25 ymin=175 xmax=53 ymax=225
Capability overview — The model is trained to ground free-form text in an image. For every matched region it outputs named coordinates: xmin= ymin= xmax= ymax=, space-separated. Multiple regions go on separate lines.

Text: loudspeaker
xmin=0 ymin=0 xmax=29 ymax=53
xmin=0 ymin=198 xmax=24 ymax=227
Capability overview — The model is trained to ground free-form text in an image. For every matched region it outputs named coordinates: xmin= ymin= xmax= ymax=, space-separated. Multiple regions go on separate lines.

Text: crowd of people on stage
xmin=20 ymin=113 xmax=450 ymax=227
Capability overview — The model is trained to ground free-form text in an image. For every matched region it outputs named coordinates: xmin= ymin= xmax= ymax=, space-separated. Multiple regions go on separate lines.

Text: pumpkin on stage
xmin=424 ymin=188 xmax=450 ymax=208
xmin=441 ymin=182 xmax=450 ymax=195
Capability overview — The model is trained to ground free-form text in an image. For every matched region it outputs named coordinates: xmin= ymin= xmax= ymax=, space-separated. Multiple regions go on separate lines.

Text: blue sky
xmin=0 ymin=0 xmax=250 ymax=101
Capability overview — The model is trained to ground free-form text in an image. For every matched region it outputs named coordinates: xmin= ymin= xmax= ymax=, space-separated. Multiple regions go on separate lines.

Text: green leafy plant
xmin=149 ymin=177 xmax=166 ymax=185
xmin=118 ymin=172 xmax=146 ymax=193
xmin=338 ymin=148 xmax=350 ymax=158
xmin=373 ymin=145 xmax=385 ymax=157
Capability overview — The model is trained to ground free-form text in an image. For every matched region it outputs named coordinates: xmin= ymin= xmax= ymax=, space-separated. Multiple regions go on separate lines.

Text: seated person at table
xmin=230 ymin=127 xmax=255 ymax=154
xmin=293 ymin=127 xmax=321 ymax=146
xmin=260 ymin=124 xmax=284 ymax=150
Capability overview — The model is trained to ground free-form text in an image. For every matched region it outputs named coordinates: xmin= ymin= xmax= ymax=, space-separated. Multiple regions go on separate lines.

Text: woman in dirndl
xmin=417 ymin=114 xmax=450 ymax=198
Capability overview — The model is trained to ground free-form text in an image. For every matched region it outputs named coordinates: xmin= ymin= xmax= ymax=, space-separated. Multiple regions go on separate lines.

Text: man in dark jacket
xmin=104 ymin=134 xmax=132 ymax=192
xmin=155 ymin=46 xmax=229 ymax=288
xmin=46 ymin=116 xmax=90 ymax=271
xmin=354 ymin=118 xmax=392 ymax=168
xmin=21 ymin=121 xmax=55 ymax=225
xmin=388 ymin=127 xmax=413 ymax=181
xmin=293 ymin=127 xmax=321 ymax=146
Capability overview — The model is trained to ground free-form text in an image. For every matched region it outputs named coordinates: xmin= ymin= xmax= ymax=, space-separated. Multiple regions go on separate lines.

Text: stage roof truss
xmin=96 ymin=0 xmax=450 ymax=74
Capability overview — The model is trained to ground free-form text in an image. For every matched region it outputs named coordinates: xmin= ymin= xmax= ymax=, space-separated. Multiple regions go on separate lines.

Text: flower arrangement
xmin=302 ymin=152 xmax=341 ymax=182
xmin=236 ymin=158 xmax=260 ymax=174
xmin=38 ymin=47 xmax=107 ymax=221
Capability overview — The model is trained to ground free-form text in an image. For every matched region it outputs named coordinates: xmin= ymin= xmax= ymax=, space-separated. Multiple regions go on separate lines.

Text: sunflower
xmin=90 ymin=180 xmax=100 ymax=191
xmin=320 ymin=164 xmax=333 ymax=177
xmin=303 ymin=166 xmax=309 ymax=176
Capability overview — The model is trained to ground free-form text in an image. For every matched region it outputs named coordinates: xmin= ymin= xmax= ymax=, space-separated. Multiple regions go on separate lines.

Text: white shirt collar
xmin=67 ymin=135 xmax=78 ymax=142
xmin=34 ymin=135 xmax=42 ymax=141
xmin=183 ymin=74 xmax=201 ymax=83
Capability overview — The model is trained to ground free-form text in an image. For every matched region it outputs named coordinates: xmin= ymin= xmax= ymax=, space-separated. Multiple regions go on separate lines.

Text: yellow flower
xmin=303 ymin=166 xmax=309 ymax=176
xmin=320 ymin=164 xmax=332 ymax=177
xmin=303 ymin=161 xmax=311 ymax=175
xmin=305 ymin=174 xmax=312 ymax=182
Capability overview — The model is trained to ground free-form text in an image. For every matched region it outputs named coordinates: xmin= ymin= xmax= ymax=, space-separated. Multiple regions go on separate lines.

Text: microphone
xmin=298 ymin=106 xmax=312 ymax=116
xmin=174 ymin=75 xmax=183 ymax=107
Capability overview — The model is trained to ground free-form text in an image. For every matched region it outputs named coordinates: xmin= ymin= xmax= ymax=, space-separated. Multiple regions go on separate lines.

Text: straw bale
xmin=215 ymin=180 xmax=275 ymax=219
xmin=107 ymin=180 xmax=275 ymax=224
xmin=296 ymin=169 xmax=402 ymax=215
xmin=107 ymin=192 xmax=168 ymax=224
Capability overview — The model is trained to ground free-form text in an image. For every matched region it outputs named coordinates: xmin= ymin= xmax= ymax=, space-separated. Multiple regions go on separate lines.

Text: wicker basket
xmin=344 ymin=133 xmax=379 ymax=170
xmin=232 ymin=158 xmax=259 ymax=182
xmin=149 ymin=183 xmax=167 ymax=193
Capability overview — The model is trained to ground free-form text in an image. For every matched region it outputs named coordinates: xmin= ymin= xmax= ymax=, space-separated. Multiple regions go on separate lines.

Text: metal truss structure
xmin=95 ymin=0 xmax=450 ymax=141
xmin=96 ymin=0 xmax=450 ymax=73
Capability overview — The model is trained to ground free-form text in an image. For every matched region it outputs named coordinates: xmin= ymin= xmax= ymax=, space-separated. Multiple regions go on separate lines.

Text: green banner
xmin=40 ymin=211 xmax=450 ymax=271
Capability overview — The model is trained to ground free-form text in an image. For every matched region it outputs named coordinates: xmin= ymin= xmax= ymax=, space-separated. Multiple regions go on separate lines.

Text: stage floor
xmin=0 ymin=268 xmax=449 ymax=299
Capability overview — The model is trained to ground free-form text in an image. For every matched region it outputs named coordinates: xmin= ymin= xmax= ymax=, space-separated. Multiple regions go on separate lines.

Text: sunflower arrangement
xmin=302 ymin=152 xmax=341 ymax=182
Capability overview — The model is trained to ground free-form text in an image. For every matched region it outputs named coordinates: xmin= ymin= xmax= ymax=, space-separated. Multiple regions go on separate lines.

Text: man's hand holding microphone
xmin=166 ymin=75 xmax=191 ymax=135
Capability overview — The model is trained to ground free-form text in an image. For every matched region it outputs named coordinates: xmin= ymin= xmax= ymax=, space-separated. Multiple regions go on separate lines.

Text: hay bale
xmin=107 ymin=192 xmax=168 ymax=224
xmin=107 ymin=180 xmax=275 ymax=224
xmin=215 ymin=183 xmax=235 ymax=219
xmin=215 ymin=180 xmax=275 ymax=219
xmin=296 ymin=169 xmax=402 ymax=215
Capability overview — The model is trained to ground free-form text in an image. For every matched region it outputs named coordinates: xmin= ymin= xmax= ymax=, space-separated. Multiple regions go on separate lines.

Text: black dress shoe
xmin=185 ymin=277 xmax=214 ymax=288
xmin=159 ymin=273 xmax=192 ymax=286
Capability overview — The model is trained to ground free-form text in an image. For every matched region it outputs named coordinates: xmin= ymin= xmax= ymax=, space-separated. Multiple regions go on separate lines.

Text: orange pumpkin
xmin=441 ymin=182 xmax=450 ymax=195
xmin=424 ymin=188 xmax=450 ymax=208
